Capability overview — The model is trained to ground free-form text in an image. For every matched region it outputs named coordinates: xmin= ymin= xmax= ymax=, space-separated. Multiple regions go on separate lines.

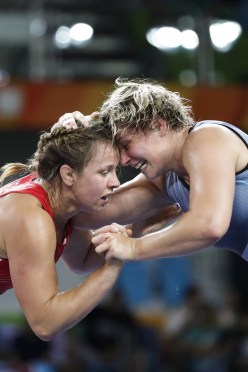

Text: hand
xmin=58 ymin=111 xmax=100 ymax=128
xmin=92 ymin=230 xmax=135 ymax=262
xmin=93 ymin=223 xmax=133 ymax=239
xmin=51 ymin=111 xmax=100 ymax=132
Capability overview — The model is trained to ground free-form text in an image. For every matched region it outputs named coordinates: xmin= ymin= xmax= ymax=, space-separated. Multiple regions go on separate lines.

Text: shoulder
xmin=1 ymin=193 xmax=54 ymax=237
xmin=185 ymin=121 xmax=239 ymax=149
xmin=182 ymin=121 xmax=240 ymax=173
xmin=1 ymin=192 xmax=44 ymax=215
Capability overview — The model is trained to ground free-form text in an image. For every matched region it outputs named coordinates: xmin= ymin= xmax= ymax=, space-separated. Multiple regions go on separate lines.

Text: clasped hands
xmin=92 ymin=223 xmax=136 ymax=262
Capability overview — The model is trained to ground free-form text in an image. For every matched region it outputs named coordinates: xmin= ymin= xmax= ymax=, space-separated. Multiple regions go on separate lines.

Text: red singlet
xmin=0 ymin=173 xmax=73 ymax=294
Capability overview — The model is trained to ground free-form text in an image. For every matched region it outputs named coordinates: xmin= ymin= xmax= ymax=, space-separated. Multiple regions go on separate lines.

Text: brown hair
xmin=0 ymin=124 xmax=116 ymax=189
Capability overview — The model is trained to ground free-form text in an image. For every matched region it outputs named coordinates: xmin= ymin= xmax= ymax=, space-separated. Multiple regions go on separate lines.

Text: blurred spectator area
xmin=0 ymin=82 xmax=248 ymax=132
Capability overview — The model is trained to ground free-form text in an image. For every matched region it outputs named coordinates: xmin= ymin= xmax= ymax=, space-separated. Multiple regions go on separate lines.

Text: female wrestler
xmin=0 ymin=124 xmax=123 ymax=341
xmin=58 ymin=77 xmax=248 ymax=263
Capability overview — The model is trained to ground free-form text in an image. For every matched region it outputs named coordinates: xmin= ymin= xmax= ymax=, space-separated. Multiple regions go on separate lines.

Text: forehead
xmin=116 ymin=128 xmax=138 ymax=142
xmin=117 ymin=128 xmax=148 ymax=145
xmin=88 ymin=141 xmax=119 ymax=164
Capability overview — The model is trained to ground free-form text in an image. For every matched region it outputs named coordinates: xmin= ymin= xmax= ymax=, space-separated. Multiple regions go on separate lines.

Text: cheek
xmin=89 ymin=178 xmax=105 ymax=195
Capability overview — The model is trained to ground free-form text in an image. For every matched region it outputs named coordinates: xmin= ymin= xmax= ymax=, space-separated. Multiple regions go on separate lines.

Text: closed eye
xmin=119 ymin=140 xmax=129 ymax=150
xmin=100 ymin=166 xmax=119 ymax=175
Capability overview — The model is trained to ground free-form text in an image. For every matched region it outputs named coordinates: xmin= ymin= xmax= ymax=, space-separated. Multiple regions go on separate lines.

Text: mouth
xmin=100 ymin=194 xmax=111 ymax=203
xmin=134 ymin=160 xmax=147 ymax=171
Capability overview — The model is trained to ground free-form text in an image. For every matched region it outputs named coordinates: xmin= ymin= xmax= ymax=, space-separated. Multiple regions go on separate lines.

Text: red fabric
xmin=0 ymin=173 xmax=72 ymax=294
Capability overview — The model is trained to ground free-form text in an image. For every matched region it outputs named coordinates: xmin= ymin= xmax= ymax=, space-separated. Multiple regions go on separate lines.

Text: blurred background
xmin=1 ymin=0 xmax=248 ymax=371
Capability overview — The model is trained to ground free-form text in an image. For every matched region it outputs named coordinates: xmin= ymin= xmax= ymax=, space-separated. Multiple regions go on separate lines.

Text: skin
xmin=58 ymin=112 xmax=248 ymax=262
xmin=0 ymin=142 xmax=124 ymax=341
xmin=59 ymin=112 xmax=178 ymax=229
xmin=93 ymin=122 xmax=248 ymax=261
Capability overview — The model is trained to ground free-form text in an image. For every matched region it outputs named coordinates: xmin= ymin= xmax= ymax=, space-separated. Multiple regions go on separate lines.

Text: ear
xmin=156 ymin=117 xmax=168 ymax=134
xmin=60 ymin=164 xmax=74 ymax=186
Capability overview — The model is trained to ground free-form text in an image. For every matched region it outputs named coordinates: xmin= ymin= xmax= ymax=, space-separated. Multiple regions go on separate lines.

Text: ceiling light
xmin=146 ymin=26 xmax=181 ymax=50
xmin=69 ymin=23 xmax=93 ymax=46
xmin=209 ymin=20 xmax=242 ymax=52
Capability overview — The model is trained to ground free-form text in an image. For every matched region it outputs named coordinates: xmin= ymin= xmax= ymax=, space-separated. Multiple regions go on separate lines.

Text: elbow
xmin=201 ymin=219 xmax=228 ymax=245
xmin=63 ymin=260 xmax=86 ymax=274
xmin=32 ymin=324 xmax=59 ymax=342
xmin=66 ymin=263 xmax=96 ymax=275
xmin=69 ymin=266 xmax=86 ymax=275
xmin=28 ymin=316 xmax=61 ymax=341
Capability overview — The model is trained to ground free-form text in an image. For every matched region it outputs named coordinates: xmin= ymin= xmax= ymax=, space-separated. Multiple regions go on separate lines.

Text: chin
xmin=82 ymin=205 xmax=102 ymax=214
xmin=95 ymin=204 xmax=106 ymax=212
xmin=145 ymin=167 xmax=162 ymax=180
xmin=145 ymin=173 xmax=158 ymax=181
xmin=91 ymin=207 xmax=103 ymax=213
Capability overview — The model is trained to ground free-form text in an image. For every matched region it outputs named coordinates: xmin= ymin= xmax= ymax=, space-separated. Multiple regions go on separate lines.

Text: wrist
xmin=131 ymin=237 xmax=144 ymax=261
xmin=104 ymin=260 xmax=124 ymax=271
xmin=129 ymin=238 xmax=135 ymax=261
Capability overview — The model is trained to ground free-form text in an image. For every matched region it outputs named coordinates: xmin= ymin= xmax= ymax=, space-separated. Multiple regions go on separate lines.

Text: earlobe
xmin=60 ymin=164 xmax=74 ymax=186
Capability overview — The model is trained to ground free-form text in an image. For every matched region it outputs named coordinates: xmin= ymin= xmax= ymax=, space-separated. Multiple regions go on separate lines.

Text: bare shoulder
xmin=0 ymin=193 xmax=52 ymax=225
xmin=186 ymin=123 xmax=241 ymax=147
xmin=184 ymin=123 xmax=247 ymax=171
xmin=183 ymin=124 xmax=241 ymax=159
xmin=0 ymin=193 xmax=55 ymax=258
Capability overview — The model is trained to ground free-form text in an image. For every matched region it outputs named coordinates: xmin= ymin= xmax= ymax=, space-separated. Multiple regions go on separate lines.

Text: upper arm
xmin=184 ymin=126 xmax=238 ymax=229
xmin=62 ymin=228 xmax=104 ymax=274
xmin=72 ymin=173 xmax=173 ymax=229
xmin=4 ymin=203 xmax=58 ymax=325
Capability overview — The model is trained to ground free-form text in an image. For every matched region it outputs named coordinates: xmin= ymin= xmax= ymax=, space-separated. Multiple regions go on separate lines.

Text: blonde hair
xmin=100 ymin=77 xmax=195 ymax=136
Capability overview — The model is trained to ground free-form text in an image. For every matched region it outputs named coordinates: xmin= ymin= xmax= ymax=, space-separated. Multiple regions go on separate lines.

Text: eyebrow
xmin=118 ymin=138 xmax=129 ymax=145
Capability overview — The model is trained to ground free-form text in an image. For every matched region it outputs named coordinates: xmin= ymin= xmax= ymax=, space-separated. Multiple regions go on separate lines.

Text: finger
xmin=58 ymin=113 xmax=77 ymax=128
xmin=111 ymin=222 xmax=124 ymax=230
xmin=72 ymin=111 xmax=91 ymax=126
xmin=72 ymin=111 xmax=85 ymax=121
xmin=50 ymin=122 xmax=60 ymax=132
xmin=93 ymin=225 xmax=119 ymax=236
xmin=91 ymin=111 xmax=100 ymax=120
xmin=92 ymin=232 xmax=116 ymax=245
xmin=92 ymin=234 xmax=106 ymax=245
xmin=95 ymin=241 xmax=110 ymax=255
xmin=126 ymin=228 xmax=133 ymax=237
xmin=111 ymin=223 xmax=129 ymax=235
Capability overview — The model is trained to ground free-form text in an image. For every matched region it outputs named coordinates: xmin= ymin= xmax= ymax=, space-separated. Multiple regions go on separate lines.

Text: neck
xmin=37 ymin=178 xmax=74 ymax=227
xmin=170 ymin=128 xmax=188 ymax=175
xmin=36 ymin=178 xmax=77 ymax=244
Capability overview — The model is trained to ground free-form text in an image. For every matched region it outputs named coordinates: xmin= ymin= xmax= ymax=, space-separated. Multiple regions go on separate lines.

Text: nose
xmin=119 ymin=149 xmax=131 ymax=166
xmin=109 ymin=172 xmax=120 ymax=189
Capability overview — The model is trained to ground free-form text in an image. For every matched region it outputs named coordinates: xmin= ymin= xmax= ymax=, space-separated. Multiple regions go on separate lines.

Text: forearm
xmin=133 ymin=212 xmax=219 ymax=260
xmin=62 ymin=229 xmax=104 ymax=274
xmin=72 ymin=175 xmax=172 ymax=229
xmin=128 ymin=204 xmax=182 ymax=238
xmin=63 ymin=242 xmax=105 ymax=274
xmin=80 ymin=243 xmax=105 ymax=273
xmin=29 ymin=263 xmax=122 ymax=341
